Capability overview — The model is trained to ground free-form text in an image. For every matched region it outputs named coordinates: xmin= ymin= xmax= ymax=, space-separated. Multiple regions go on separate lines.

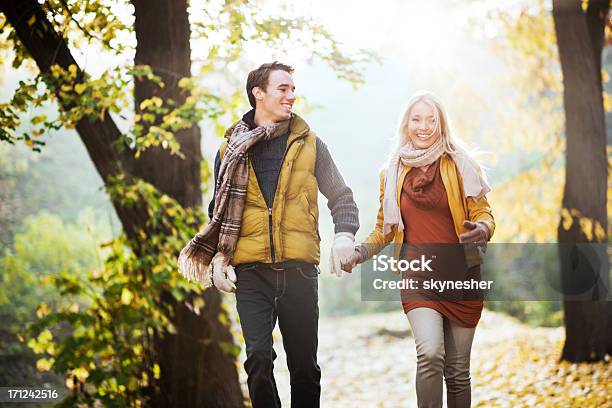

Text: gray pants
xmin=406 ymin=307 xmax=476 ymax=408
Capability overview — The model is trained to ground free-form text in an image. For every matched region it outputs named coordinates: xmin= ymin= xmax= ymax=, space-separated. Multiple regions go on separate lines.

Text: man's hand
xmin=340 ymin=249 xmax=363 ymax=273
xmin=211 ymin=252 xmax=237 ymax=293
xmin=329 ymin=232 xmax=355 ymax=277
xmin=458 ymin=220 xmax=490 ymax=246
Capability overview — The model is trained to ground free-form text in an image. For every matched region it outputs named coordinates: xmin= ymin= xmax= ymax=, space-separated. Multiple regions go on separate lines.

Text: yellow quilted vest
xmin=219 ymin=114 xmax=320 ymax=266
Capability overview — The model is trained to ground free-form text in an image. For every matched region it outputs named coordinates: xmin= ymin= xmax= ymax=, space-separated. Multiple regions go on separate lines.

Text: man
xmin=204 ymin=61 xmax=359 ymax=407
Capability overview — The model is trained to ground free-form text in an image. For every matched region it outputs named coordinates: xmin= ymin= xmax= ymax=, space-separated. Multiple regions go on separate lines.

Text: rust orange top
xmin=399 ymin=158 xmax=483 ymax=328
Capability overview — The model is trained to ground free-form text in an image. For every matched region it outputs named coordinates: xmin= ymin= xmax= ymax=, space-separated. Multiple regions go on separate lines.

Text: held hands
xmin=211 ymin=252 xmax=237 ymax=293
xmin=458 ymin=220 xmax=490 ymax=248
xmin=340 ymin=249 xmax=363 ymax=273
xmin=329 ymin=232 xmax=355 ymax=277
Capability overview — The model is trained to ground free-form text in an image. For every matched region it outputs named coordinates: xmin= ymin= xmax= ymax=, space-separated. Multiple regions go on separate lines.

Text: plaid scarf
xmin=177 ymin=116 xmax=291 ymax=285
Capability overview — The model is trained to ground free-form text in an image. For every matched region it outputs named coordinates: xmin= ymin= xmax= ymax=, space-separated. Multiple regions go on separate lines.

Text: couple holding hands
xmin=179 ymin=61 xmax=495 ymax=408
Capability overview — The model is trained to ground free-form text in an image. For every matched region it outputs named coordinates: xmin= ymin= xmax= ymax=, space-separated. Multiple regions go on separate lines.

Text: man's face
xmin=253 ymin=70 xmax=296 ymax=122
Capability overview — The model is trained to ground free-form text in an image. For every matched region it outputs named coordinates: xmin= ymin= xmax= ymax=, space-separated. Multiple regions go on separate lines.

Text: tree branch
xmin=0 ymin=0 xmax=146 ymax=238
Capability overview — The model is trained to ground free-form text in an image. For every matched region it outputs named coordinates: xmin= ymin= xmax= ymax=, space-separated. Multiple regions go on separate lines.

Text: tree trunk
xmin=552 ymin=0 xmax=612 ymax=362
xmin=132 ymin=0 xmax=202 ymax=209
xmin=1 ymin=0 xmax=244 ymax=405
xmin=131 ymin=1 xmax=243 ymax=406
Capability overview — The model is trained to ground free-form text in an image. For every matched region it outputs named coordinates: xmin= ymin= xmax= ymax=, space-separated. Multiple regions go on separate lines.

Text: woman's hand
xmin=341 ymin=248 xmax=364 ymax=273
xmin=459 ymin=220 xmax=490 ymax=246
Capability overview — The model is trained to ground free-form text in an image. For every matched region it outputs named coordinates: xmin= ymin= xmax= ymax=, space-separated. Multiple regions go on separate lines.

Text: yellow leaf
xmin=153 ymin=363 xmax=161 ymax=379
xmin=151 ymin=96 xmax=163 ymax=108
xmin=27 ymin=15 xmax=36 ymax=26
xmin=603 ymin=92 xmax=612 ymax=113
xmin=193 ymin=296 xmax=205 ymax=310
xmin=121 ymin=288 xmax=133 ymax=305
xmin=99 ymin=309 xmax=110 ymax=321
xmin=68 ymin=64 xmax=77 ymax=78
xmin=36 ymin=303 xmax=50 ymax=318
xmin=50 ymin=64 xmax=62 ymax=78
xmin=561 ymin=208 xmax=573 ymax=231
xmin=178 ymin=77 xmax=191 ymax=88
xmin=31 ymin=114 xmax=47 ymax=125
xmin=38 ymin=329 xmax=52 ymax=343
xmin=139 ymin=99 xmax=149 ymax=110
xmin=139 ymin=98 xmax=160 ymax=111
xmin=36 ymin=358 xmax=54 ymax=372
xmin=72 ymin=367 xmax=89 ymax=382
xmin=594 ymin=221 xmax=605 ymax=241
xmin=103 ymin=30 xmax=114 ymax=42
xmin=74 ymin=83 xmax=87 ymax=95
xmin=579 ymin=217 xmax=593 ymax=241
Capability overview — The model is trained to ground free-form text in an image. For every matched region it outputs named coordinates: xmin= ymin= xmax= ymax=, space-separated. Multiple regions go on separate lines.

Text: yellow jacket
xmin=362 ymin=152 xmax=495 ymax=267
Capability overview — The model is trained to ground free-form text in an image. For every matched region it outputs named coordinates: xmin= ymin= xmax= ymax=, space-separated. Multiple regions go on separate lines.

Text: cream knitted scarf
xmin=382 ymin=138 xmax=490 ymax=236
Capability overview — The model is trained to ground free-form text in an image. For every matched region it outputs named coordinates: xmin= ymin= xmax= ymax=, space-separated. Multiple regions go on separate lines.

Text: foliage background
xmin=0 ymin=0 xmax=610 ymax=405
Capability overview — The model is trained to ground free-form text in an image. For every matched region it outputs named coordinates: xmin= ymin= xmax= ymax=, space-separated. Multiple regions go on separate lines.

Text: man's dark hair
xmin=246 ymin=61 xmax=294 ymax=108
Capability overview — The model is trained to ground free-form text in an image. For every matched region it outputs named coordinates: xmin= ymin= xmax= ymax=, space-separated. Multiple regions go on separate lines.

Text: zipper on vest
xmin=261 ymin=132 xmax=305 ymax=264
xmin=268 ymin=135 xmax=304 ymax=263
xmin=268 ymin=207 xmax=275 ymax=263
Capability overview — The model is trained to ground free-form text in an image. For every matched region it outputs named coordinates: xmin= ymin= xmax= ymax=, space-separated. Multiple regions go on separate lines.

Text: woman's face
xmin=407 ymin=101 xmax=441 ymax=149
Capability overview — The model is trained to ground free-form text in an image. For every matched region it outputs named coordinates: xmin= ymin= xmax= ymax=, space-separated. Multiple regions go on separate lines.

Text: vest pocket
xmin=303 ymin=193 xmax=321 ymax=242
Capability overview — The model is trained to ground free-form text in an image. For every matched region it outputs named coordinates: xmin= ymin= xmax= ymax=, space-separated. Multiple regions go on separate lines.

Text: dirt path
xmin=234 ymin=309 xmax=610 ymax=407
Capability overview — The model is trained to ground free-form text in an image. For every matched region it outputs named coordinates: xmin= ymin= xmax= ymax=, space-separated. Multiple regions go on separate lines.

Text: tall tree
xmin=1 ymin=0 xmax=243 ymax=405
xmin=552 ymin=0 xmax=612 ymax=362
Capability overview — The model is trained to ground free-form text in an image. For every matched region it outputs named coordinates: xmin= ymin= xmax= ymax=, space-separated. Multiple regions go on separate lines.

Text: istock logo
xmin=372 ymin=254 xmax=434 ymax=272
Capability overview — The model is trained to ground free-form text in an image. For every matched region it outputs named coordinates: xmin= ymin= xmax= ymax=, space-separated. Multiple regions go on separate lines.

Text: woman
xmin=343 ymin=92 xmax=495 ymax=408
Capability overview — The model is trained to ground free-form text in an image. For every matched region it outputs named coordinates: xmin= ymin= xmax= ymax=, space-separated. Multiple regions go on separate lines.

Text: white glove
xmin=329 ymin=232 xmax=355 ymax=277
xmin=211 ymin=252 xmax=237 ymax=293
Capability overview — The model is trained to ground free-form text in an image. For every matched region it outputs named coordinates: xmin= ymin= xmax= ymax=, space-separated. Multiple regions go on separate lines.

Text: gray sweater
xmin=208 ymin=110 xmax=359 ymax=235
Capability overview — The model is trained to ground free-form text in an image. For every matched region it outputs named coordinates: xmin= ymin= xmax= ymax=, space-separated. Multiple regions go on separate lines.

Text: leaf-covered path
xmin=234 ymin=309 xmax=611 ymax=407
